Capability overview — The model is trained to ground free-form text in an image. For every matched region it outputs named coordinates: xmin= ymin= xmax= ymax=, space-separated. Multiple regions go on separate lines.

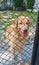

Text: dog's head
xmin=12 ymin=16 xmax=32 ymax=38
xmin=16 ymin=16 xmax=31 ymax=38
xmin=7 ymin=16 xmax=32 ymax=38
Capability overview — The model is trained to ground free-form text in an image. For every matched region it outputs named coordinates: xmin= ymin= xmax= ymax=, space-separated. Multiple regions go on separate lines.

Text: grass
xmin=0 ymin=11 xmax=37 ymax=31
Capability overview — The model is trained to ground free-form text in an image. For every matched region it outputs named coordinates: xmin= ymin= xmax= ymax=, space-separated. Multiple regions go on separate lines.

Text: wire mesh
xmin=0 ymin=11 xmax=37 ymax=65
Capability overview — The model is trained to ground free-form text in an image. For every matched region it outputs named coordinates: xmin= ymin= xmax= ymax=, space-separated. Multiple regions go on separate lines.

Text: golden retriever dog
xmin=6 ymin=16 xmax=31 ymax=59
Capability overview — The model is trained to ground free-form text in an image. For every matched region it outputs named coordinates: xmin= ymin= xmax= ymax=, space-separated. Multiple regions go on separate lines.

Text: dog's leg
xmin=13 ymin=50 xmax=19 ymax=61
xmin=18 ymin=53 xmax=22 ymax=61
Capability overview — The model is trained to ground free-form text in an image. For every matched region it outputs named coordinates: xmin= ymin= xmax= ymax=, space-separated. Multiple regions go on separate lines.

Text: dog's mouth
xmin=21 ymin=30 xmax=28 ymax=38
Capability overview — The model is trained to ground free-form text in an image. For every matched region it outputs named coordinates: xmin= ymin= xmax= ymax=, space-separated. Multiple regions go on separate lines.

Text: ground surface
xmin=0 ymin=11 xmax=37 ymax=65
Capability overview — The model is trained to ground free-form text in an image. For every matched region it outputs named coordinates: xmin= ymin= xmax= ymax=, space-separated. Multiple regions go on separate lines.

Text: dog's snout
xmin=24 ymin=29 xmax=27 ymax=32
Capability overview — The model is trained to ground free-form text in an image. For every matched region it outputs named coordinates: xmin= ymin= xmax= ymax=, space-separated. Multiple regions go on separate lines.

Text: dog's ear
xmin=13 ymin=18 xmax=18 ymax=28
xmin=26 ymin=17 xmax=32 ymax=26
xmin=12 ymin=19 xmax=15 ymax=23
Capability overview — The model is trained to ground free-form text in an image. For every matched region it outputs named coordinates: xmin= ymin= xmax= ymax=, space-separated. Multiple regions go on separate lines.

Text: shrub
xmin=27 ymin=0 xmax=35 ymax=10
xmin=13 ymin=0 xmax=23 ymax=7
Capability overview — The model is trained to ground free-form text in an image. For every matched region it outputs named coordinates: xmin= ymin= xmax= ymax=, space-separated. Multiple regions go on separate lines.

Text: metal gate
xmin=0 ymin=11 xmax=37 ymax=65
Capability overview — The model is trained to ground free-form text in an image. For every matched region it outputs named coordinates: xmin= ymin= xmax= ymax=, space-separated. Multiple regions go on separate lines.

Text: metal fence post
xmin=31 ymin=10 xmax=39 ymax=65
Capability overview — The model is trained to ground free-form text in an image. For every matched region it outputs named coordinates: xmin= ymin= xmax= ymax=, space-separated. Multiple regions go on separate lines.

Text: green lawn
xmin=0 ymin=11 xmax=37 ymax=31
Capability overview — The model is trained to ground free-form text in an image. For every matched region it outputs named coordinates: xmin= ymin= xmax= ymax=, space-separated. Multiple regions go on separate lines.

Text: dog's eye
xmin=19 ymin=22 xmax=22 ymax=24
xmin=26 ymin=22 xmax=28 ymax=24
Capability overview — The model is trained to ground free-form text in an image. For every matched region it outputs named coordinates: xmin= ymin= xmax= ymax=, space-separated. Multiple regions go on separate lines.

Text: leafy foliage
xmin=27 ymin=0 xmax=35 ymax=9
xmin=12 ymin=0 xmax=23 ymax=7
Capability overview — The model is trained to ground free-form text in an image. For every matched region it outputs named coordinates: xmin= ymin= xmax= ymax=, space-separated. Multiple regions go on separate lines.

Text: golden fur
xmin=6 ymin=16 xmax=31 ymax=53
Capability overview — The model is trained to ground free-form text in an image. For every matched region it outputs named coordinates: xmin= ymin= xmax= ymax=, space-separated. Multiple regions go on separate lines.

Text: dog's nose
xmin=24 ymin=29 xmax=27 ymax=32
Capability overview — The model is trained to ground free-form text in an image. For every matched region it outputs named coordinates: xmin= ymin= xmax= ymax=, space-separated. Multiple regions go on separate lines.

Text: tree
xmin=12 ymin=0 xmax=23 ymax=7
xmin=27 ymin=0 xmax=35 ymax=10
xmin=3 ymin=0 xmax=7 ymax=5
xmin=12 ymin=0 xmax=26 ymax=10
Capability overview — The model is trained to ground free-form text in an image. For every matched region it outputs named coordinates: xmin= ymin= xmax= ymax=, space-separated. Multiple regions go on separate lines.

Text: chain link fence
xmin=0 ymin=11 xmax=37 ymax=65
